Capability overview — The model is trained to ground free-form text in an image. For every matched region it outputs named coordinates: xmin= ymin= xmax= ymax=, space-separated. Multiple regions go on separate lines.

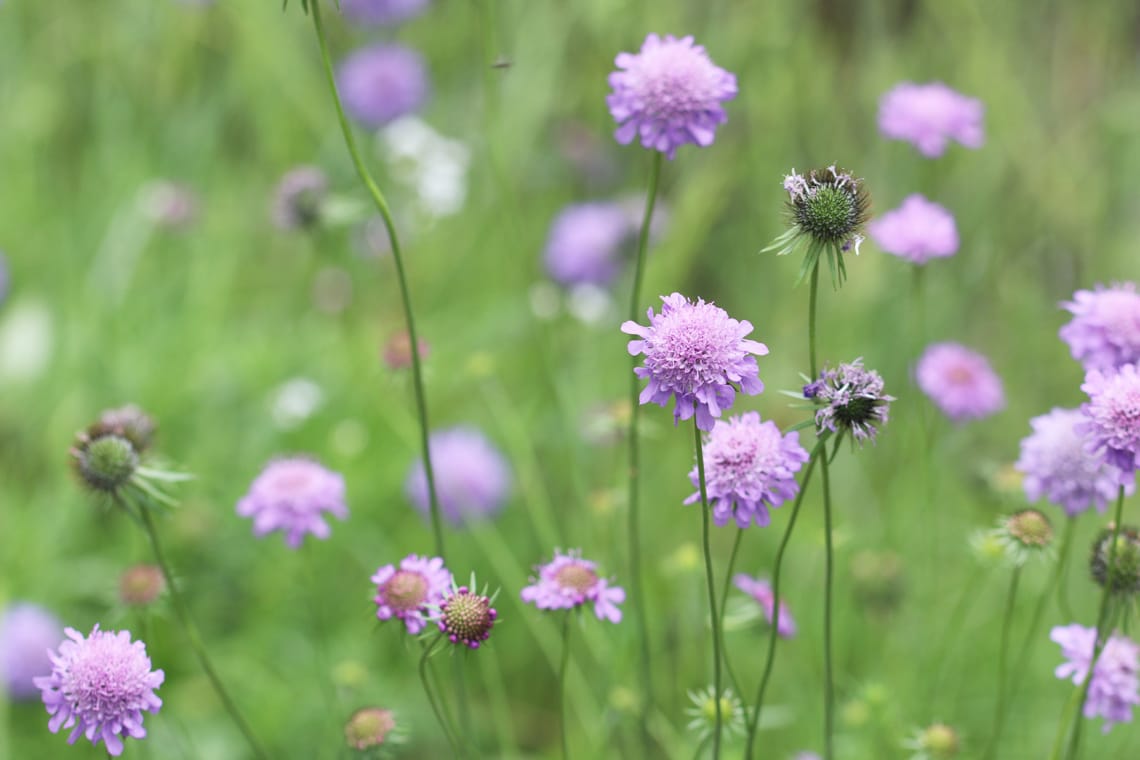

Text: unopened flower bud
xmin=1090 ymin=525 xmax=1140 ymax=596
xmin=72 ymin=433 xmax=138 ymax=494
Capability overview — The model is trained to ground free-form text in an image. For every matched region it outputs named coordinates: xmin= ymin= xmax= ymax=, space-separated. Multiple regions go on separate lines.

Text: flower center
xmin=76 ymin=435 xmax=138 ymax=492
xmin=947 ymin=366 xmax=974 ymax=385
xmin=795 ymin=184 xmax=858 ymax=242
xmin=441 ymin=589 xmax=495 ymax=646
xmin=554 ymin=564 xmax=598 ymax=595
xmin=1007 ymin=510 xmax=1053 ymax=547
xmin=384 ymin=571 xmax=428 ymax=612
xmin=835 ymin=397 xmax=877 ymax=426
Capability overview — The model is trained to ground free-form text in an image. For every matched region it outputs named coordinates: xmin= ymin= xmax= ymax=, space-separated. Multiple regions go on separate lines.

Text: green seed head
xmin=1091 ymin=525 xmax=1140 ymax=595
xmin=74 ymin=434 xmax=138 ymax=493
xmin=787 ymin=166 xmax=870 ymax=245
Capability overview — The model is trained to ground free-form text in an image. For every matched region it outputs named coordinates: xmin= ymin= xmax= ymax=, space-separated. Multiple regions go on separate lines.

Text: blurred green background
xmin=2 ymin=0 xmax=1139 ymax=757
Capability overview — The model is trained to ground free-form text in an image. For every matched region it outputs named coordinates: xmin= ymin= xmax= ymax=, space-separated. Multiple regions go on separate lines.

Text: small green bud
xmin=73 ymin=434 xmax=138 ymax=493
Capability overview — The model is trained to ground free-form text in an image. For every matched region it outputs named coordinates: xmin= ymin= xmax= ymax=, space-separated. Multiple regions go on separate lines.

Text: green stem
xmin=560 ymin=613 xmax=572 ymax=760
xmin=419 ymin=635 xmax=464 ymax=757
xmin=1056 ymin=517 xmax=1076 ymax=622
xmin=983 ymin=566 xmax=1021 ymax=760
xmin=136 ymin=507 xmax=268 ymax=759
xmin=308 ymin=0 xmax=445 ymax=560
xmin=719 ymin=528 xmax=746 ymax=701
xmin=693 ymin=418 xmax=723 ymax=759
xmin=1048 ymin=682 xmax=1086 ymax=760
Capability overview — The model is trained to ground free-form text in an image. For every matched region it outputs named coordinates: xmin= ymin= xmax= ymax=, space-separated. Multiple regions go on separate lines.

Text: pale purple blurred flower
xmin=734 ymin=574 xmax=795 ymax=637
xmin=237 ymin=457 xmax=348 ymax=548
xmin=805 ymin=359 xmax=894 ymax=445
xmin=868 ymin=194 xmax=959 ymax=264
xmin=340 ymin=0 xmax=429 ymax=26
xmin=878 ymin=82 xmax=984 ymax=157
xmin=521 ymin=550 xmax=625 ymax=623
xmin=607 ymin=33 xmax=737 ymax=160
xmin=684 ymin=411 xmax=808 ymax=528
xmin=371 ymin=554 xmax=451 ymax=635
xmin=622 ymin=293 xmax=768 ymax=431
xmin=916 ymin=342 xmax=1005 ymax=422
xmin=271 ymin=165 xmax=328 ymax=231
xmin=35 ymin=625 xmax=164 ymax=757
xmin=336 ymin=44 xmax=428 ymax=129
xmin=405 ymin=427 xmax=511 ymax=525
xmin=1 ymin=603 xmax=63 ymax=700
xmin=1052 ymin=623 xmax=1139 ymax=732
xmin=543 ymin=202 xmax=631 ymax=287
xmin=1060 ymin=283 xmax=1140 ymax=373
xmin=1080 ymin=364 xmax=1140 ymax=474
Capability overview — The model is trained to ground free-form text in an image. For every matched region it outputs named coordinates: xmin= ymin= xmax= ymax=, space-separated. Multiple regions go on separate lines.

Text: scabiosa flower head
xmin=622 ymin=293 xmax=768 ymax=431
xmin=236 ymin=457 xmax=348 ymax=548
xmin=520 ymin=550 xmax=625 ymax=623
xmin=436 ymin=579 xmax=497 ymax=649
xmin=1090 ymin=526 xmax=1140 ymax=598
xmin=1016 ymin=408 xmax=1133 ymax=517
xmin=1080 ymin=364 xmax=1140 ymax=474
xmin=992 ymin=509 xmax=1055 ymax=566
xmin=805 ymin=359 xmax=894 ymax=445
xmin=371 ymin=554 xmax=450 ymax=634
xmin=1 ymin=603 xmax=63 ymax=700
xmin=734 ymin=574 xmax=795 ymax=637
xmin=71 ymin=431 xmax=139 ymax=495
xmin=683 ymin=412 xmax=808 ymax=528
xmin=904 ymin=722 xmax=961 ymax=759
xmin=878 ymin=82 xmax=984 ymax=157
xmin=784 ymin=166 xmax=870 ymax=251
xmin=340 ymin=0 xmax=430 ymax=26
xmin=34 ymin=625 xmax=164 ymax=757
xmin=543 ymin=202 xmax=632 ymax=287
xmin=606 ymin=33 xmax=737 ymax=160
xmin=915 ymin=342 xmax=1005 ymax=422
xmin=336 ymin=44 xmax=429 ymax=129
xmin=685 ymin=686 xmax=746 ymax=740
xmin=869 ymin=194 xmax=959 ymax=264
xmin=93 ymin=405 xmax=156 ymax=454
xmin=344 ymin=707 xmax=399 ymax=751
xmin=119 ymin=565 xmax=165 ymax=607
xmin=271 ymin=165 xmax=328 ymax=231
xmin=405 ymin=427 xmax=511 ymax=525
xmin=1051 ymin=623 xmax=1140 ymax=732
xmin=1060 ymin=283 xmax=1140 ymax=372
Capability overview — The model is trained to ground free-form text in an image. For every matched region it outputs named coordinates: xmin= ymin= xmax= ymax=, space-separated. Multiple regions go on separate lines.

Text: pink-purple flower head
xmin=734 ymin=574 xmax=795 ymax=638
xmin=543 ymin=202 xmax=632 ymax=287
xmin=915 ymin=342 xmax=1005 ymax=422
xmin=520 ymin=550 xmax=625 ymax=623
xmin=336 ymin=44 xmax=429 ymax=129
xmin=271 ymin=165 xmax=328 ymax=231
xmin=435 ymin=577 xmax=498 ymax=649
xmin=803 ymin=359 xmax=894 ymax=446
xmin=1 ymin=603 xmax=63 ymax=700
xmin=868 ymin=194 xmax=959 ymax=264
xmin=1080 ymin=364 xmax=1140 ymax=475
xmin=684 ymin=412 xmax=808 ymax=528
xmin=1060 ymin=283 xmax=1140 ymax=373
xmin=607 ymin=33 xmax=737 ymax=160
xmin=371 ymin=554 xmax=451 ymax=635
xmin=1016 ymin=408 xmax=1134 ymax=517
xmin=622 ymin=293 xmax=768 ymax=431
xmin=1051 ymin=623 xmax=1139 ymax=732
xmin=340 ymin=0 xmax=430 ymax=26
xmin=405 ymin=426 xmax=511 ymax=525
xmin=878 ymin=82 xmax=984 ymax=158
xmin=236 ymin=457 xmax=349 ymax=549
xmin=34 ymin=625 xmax=164 ymax=757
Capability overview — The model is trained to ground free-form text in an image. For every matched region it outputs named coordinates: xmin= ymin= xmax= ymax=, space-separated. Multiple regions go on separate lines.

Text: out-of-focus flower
xmin=340 ymin=0 xmax=429 ymax=26
xmin=869 ymin=194 xmax=958 ymax=264
xmin=236 ymin=458 xmax=348 ymax=548
xmin=271 ymin=166 xmax=328 ymax=231
xmin=878 ymin=82 xmax=984 ymax=157
xmin=269 ymin=378 xmax=324 ymax=431
xmin=94 ymin=405 xmax=156 ymax=454
xmin=138 ymin=180 xmax=198 ymax=230
xmin=382 ymin=330 xmax=430 ymax=370
xmin=344 ymin=707 xmax=399 ymax=751
xmin=903 ymin=722 xmax=961 ymax=759
xmin=685 ymin=686 xmax=746 ymax=740
xmin=1052 ymin=623 xmax=1139 ymax=732
xmin=379 ymin=116 xmax=469 ymax=219
xmin=543 ymin=202 xmax=631 ymax=287
xmin=804 ymin=358 xmax=894 ymax=445
xmin=337 ymin=45 xmax=428 ymax=129
xmin=0 ymin=300 xmax=54 ymax=383
xmin=371 ymin=554 xmax=451 ymax=634
xmin=119 ymin=565 xmax=165 ymax=607
xmin=1080 ymin=364 xmax=1140 ymax=474
xmin=1 ymin=603 xmax=63 ymax=700
xmin=405 ymin=427 xmax=511 ymax=525
xmin=1060 ymin=283 xmax=1140 ymax=373
xmin=915 ymin=342 xmax=1005 ymax=422
xmin=1090 ymin=526 xmax=1140 ymax=598
xmin=520 ymin=550 xmax=625 ymax=622
xmin=733 ymin=574 xmax=795 ymax=637
xmin=991 ymin=509 xmax=1055 ymax=566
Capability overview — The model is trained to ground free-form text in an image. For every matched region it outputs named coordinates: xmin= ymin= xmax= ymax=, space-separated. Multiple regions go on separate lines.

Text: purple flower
xmin=1016 ymin=408 xmax=1134 ymax=517
xmin=34 ymin=625 xmax=164 ymax=757
xmin=607 ymin=34 xmax=737 ymax=160
xmin=1051 ymin=624 xmax=1139 ymax=732
xmin=734 ymin=574 xmax=795 ymax=638
xmin=371 ymin=554 xmax=451 ymax=635
xmin=339 ymin=0 xmax=430 ymax=26
xmin=1 ymin=603 xmax=63 ymax=699
xmin=436 ymin=583 xmax=497 ymax=649
xmin=622 ymin=293 xmax=768 ymax=431
xmin=520 ymin=550 xmax=625 ymax=623
xmin=878 ymin=82 xmax=984 ymax=157
xmin=271 ymin=165 xmax=328 ymax=231
xmin=405 ymin=427 xmax=511 ymax=525
xmin=1081 ymin=364 xmax=1140 ymax=474
xmin=868 ymin=194 xmax=958 ymax=264
xmin=236 ymin=457 xmax=349 ymax=548
xmin=806 ymin=359 xmax=894 ymax=445
xmin=684 ymin=411 xmax=808 ymax=528
xmin=915 ymin=342 xmax=1005 ymax=422
xmin=1060 ymin=283 xmax=1140 ymax=373
xmin=543 ymin=202 xmax=632 ymax=287
xmin=336 ymin=44 xmax=429 ymax=129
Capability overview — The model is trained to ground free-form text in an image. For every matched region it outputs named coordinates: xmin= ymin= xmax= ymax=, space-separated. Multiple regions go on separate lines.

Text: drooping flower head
xmin=684 ymin=411 xmax=808 ymax=528
xmin=622 ymin=293 xmax=768 ymax=431
xmin=685 ymin=686 xmax=746 ymax=741
xmin=607 ymin=33 xmax=737 ymax=160
xmin=733 ymin=574 xmax=795 ymax=637
xmin=991 ymin=509 xmax=1055 ymax=566
xmin=915 ymin=342 xmax=1005 ymax=422
xmin=405 ymin=427 xmax=511 ymax=525
xmin=336 ymin=44 xmax=429 ymax=129
xmin=1051 ymin=623 xmax=1139 ymax=732
xmin=236 ymin=457 xmax=348 ymax=548
xmin=520 ymin=550 xmax=625 ymax=623
xmin=1 ymin=603 xmax=63 ymax=700
xmin=344 ymin=707 xmax=399 ymax=751
xmin=271 ymin=165 xmax=328 ymax=231
xmin=340 ymin=0 xmax=430 ymax=26
xmin=371 ymin=554 xmax=451 ymax=635
xmin=1090 ymin=526 xmax=1140 ymax=599
xmin=34 ymin=625 xmax=164 ymax=757
xmin=543 ymin=202 xmax=632 ymax=287
xmin=1080 ymin=364 xmax=1140 ymax=475
xmin=868 ymin=194 xmax=959 ymax=264
xmin=435 ymin=576 xmax=498 ymax=649
xmin=803 ymin=358 xmax=894 ymax=445
xmin=1060 ymin=283 xmax=1140 ymax=373
xmin=1016 ymin=408 xmax=1134 ymax=517
xmin=878 ymin=82 xmax=984 ymax=157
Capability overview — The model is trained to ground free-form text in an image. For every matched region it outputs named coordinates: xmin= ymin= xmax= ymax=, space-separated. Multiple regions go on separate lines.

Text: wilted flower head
xmin=119 ymin=565 xmax=165 ymax=607
xmin=992 ymin=509 xmax=1055 ymax=566
xmin=734 ymin=573 xmax=795 ymax=637
xmin=878 ymin=82 xmax=984 ymax=157
xmin=405 ymin=427 xmax=511 ymax=525
xmin=435 ymin=578 xmax=497 ymax=649
xmin=607 ymin=33 xmax=737 ymax=160
xmin=622 ymin=293 xmax=768 ymax=431
xmin=371 ymin=554 xmax=451 ymax=635
xmin=915 ymin=342 xmax=1005 ymax=422
xmin=1060 ymin=283 xmax=1140 ymax=373
xmin=34 ymin=625 xmax=164 ymax=757
xmin=1 ymin=603 xmax=63 ymax=700
xmin=1090 ymin=526 xmax=1140 ymax=598
xmin=236 ymin=457 xmax=348 ymax=548
xmin=543 ymin=202 xmax=632 ymax=287
xmin=869 ymin=195 xmax=958 ymax=264
xmin=520 ymin=550 xmax=625 ymax=623
xmin=344 ymin=706 xmax=398 ymax=751
xmin=804 ymin=358 xmax=894 ymax=445
xmin=271 ymin=166 xmax=328 ymax=231
xmin=1080 ymin=364 xmax=1140 ymax=474
xmin=685 ymin=686 xmax=746 ymax=740
xmin=1052 ymin=623 xmax=1139 ymax=732
xmin=684 ymin=412 xmax=808 ymax=528
xmin=904 ymin=722 xmax=961 ymax=759
xmin=340 ymin=0 xmax=429 ymax=26
xmin=336 ymin=44 xmax=429 ymax=129
xmin=1016 ymin=408 xmax=1132 ymax=517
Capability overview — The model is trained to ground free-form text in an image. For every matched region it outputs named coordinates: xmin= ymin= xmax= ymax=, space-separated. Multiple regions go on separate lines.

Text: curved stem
xmin=719 ymin=529 xmax=746 ymax=701
xmin=419 ymin=635 xmax=464 ymax=756
xmin=982 ymin=566 xmax=1021 ymax=760
xmin=693 ymin=419 xmax=723 ymax=758
xmin=309 ymin=0 xmax=445 ymax=560
xmin=560 ymin=613 xmax=572 ymax=760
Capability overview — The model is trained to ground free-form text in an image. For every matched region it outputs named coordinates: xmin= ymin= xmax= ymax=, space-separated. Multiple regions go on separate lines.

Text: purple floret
xmin=237 ymin=457 xmax=349 ymax=548
xmin=543 ymin=202 xmax=632 ymax=287
xmin=371 ymin=554 xmax=451 ymax=635
xmin=915 ymin=342 xmax=1005 ymax=422
xmin=1052 ymin=624 xmax=1139 ymax=732
xmin=878 ymin=81 xmax=984 ymax=157
xmin=405 ymin=427 xmax=511 ymax=525
xmin=520 ymin=550 xmax=625 ymax=623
